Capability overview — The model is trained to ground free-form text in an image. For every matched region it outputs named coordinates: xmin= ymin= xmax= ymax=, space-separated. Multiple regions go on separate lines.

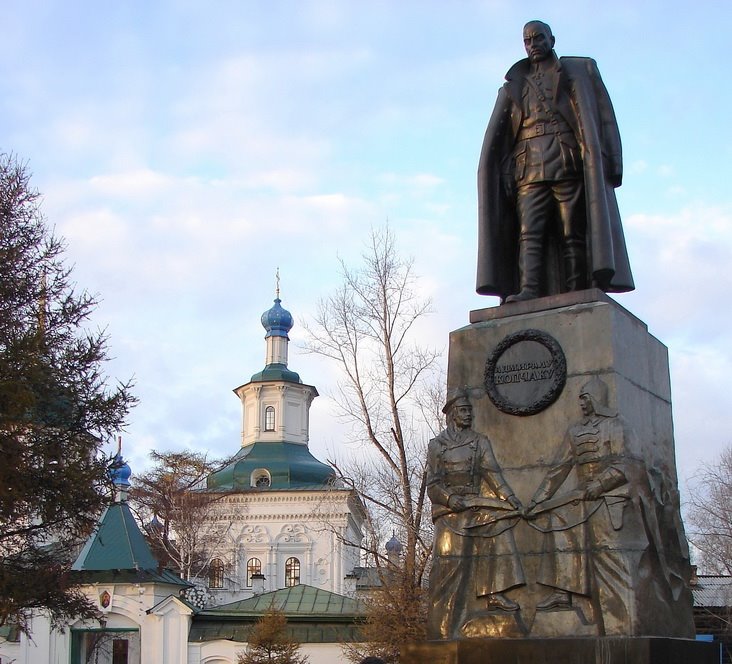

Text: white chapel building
xmin=0 ymin=294 xmax=368 ymax=664
xmin=197 ymin=293 xmax=365 ymax=603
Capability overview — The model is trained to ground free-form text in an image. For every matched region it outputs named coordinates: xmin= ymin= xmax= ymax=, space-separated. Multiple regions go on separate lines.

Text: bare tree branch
xmin=301 ymin=226 xmax=445 ymax=659
xmin=687 ymin=445 xmax=732 ymax=574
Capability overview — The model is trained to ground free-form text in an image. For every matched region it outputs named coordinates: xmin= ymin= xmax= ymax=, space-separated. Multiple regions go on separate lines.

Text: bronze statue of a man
xmin=426 ymin=388 xmax=525 ymax=639
xmin=476 ymin=20 xmax=634 ymax=302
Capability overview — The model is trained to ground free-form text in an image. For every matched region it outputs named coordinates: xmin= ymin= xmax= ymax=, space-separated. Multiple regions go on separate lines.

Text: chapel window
xmin=264 ymin=406 xmax=275 ymax=431
xmin=208 ymin=558 xmax=225 ymax=589
xmin=285 ymin=557 xmax=300 ymax=587
xmin=251 ymin=468 xmax=271 ymax=488
xmin=247 ymin=557 xmax=262 ymax=587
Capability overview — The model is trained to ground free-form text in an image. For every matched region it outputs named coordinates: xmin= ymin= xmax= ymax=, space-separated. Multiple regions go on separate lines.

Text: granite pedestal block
xmin=435 ymin=290 xmax=693 ymax=638
xmin=402 ymin=637 xmax=719 ymax=664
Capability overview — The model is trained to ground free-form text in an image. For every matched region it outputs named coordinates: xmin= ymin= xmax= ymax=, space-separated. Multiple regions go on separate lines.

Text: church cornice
xmin=213 ymin=491 xmax=352 ymax=504
xmin=208 ymin=511 xmax=352 ymax=523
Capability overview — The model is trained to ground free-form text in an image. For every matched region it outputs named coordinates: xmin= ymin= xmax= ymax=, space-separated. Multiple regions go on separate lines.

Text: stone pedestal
xmin=435 ymin=290 xmax=693 ymax=638
xmin=402 ymin=638 xmax=719 ymax=664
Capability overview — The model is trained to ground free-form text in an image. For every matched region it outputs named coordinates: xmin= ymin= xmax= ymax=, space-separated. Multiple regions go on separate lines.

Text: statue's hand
xmin=523 ymin=500 xmax=539 ymax=519
xmin=448 ymin=495 xmax=467 ymax=512
xmin=584 ymin=481 xmax=604 ymax=501
xmin=506 ymin=495 xmax=522 ymax=511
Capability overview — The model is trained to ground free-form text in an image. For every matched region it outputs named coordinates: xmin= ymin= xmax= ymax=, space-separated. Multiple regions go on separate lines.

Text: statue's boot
xmin=485 ymin=592 xmax=520 ymax=612
xmin=505 ymin=240 xmax=541 ymax=303
xmin=535 ymin=589 xmax=571 ymax=610
xmin=563 ymin=240 xmax=587 ymax=292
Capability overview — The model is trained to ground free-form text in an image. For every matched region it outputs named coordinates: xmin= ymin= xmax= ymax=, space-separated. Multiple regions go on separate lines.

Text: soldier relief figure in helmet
xmin=524 ymin=377 xmax=692 ymax=635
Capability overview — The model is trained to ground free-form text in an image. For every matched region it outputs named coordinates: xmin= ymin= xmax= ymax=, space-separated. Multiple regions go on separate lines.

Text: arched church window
xmin=251 ymin=468 xmax=271 ymax=488
xmin=208 ymin=558 xmax=225 ymax=589
xmin=264 ymin=406 xmax=275 ymax=431
xmin=246 ymin=557 xmax=262 ymax=587
xmin=285 ymin=557 xmax=300 ymax=587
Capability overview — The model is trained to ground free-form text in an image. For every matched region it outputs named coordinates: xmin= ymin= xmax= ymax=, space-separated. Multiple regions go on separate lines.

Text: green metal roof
xmin=200 ymin=585 xmax=363 ymax=619
xmin=71 ymin=502 xmax=158 ymax=573
xmin=249 ymin=362 xmax=302 ymax=384
xmin=0 ymin=623 xmax=20 ymax=642
xmin=189 ymin=585 xmax=364 ymax=644
xmin=189 ymin=619 xmax=361 ymax=644
xmin=207 ymin=442 xmax=335 ymax=491
xmin=74 ymin=567 xmax=189 ymax=586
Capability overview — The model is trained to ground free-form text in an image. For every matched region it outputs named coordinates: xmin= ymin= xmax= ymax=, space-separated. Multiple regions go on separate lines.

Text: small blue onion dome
xmin=261 ymin=298 xmax=294 ymax=339
xmin=385 ymin=532 xmax=403 ymax=554
xmin=109 ymin=453 xmax=132 ymax=489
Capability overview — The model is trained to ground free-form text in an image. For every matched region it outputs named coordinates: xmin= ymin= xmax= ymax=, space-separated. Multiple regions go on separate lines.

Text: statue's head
xmin=443 ymin=387 xmax=473 ymax=429
xmin=579 ymin=376 xmax=615 ymax=417
xmin=523 ymin=20 xmax=555 ymax=63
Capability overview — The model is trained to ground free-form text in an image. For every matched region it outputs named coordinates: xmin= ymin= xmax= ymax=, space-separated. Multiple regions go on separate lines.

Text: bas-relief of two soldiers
xmin=426 ymin=382 xmax=692 ymax=640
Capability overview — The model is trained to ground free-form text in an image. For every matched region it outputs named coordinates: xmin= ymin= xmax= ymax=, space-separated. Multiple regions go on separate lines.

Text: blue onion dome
xmin=385 ymin=532 xmax=403 ymax=554
xmin=109 ymin=452 xmax=132 ymax=489
xmin=261 ymin=298 xmax=294 ymax=339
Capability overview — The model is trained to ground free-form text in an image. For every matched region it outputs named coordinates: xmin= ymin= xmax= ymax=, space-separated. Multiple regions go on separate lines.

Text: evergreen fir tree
xmin=0 ymin=153 xmax=135 ymax=633
xmin=238 ymin=608 xmax=309 ymax=664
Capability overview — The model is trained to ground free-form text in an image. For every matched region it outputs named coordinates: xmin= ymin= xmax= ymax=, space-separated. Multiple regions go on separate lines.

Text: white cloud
xmin=628 ymin=160 xmax=648 ymax=174
xmin=378 ymin=172 xmax=445 ymax=188
xmin=620 ymin=205 xmax=732 ymax=494
xmin=89 ymin=170 xmax=175 ymax=197
xmin=658 ymin=164 xmax=674 ymax=177
xmin=1 ymin=0 xmax=731 ymax=490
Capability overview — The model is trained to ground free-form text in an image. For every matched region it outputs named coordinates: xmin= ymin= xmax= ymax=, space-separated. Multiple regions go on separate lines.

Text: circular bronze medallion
xmin=484 ymin=329 xmax=566 ymax=416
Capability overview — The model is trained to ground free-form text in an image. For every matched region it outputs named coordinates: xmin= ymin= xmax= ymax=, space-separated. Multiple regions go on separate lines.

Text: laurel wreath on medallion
xmin=484 ymin=328 xmax=567 ymax=416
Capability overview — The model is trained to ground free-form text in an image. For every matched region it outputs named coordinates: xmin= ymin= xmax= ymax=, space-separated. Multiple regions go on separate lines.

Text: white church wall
xmin=236 ymin=382 xmax=316 ymax=447
xmin=189 ymin=639 xmax=353 ymax=664
xmin=0 ymin=636 xmax=20 ymax=664
xmin=200 ymin=490 xmax=362 ymax=605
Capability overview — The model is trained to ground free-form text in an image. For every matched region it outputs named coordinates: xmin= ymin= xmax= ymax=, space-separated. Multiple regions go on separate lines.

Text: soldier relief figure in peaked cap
xmin=477 ymin=20 xmax=634 ymax=302
xmin=426 ymin=389 xmax=525 ymax=639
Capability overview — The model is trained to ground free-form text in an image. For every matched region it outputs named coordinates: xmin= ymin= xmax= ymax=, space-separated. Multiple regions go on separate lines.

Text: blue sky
xmin=2 ymin=0 xmax=731 ymax=503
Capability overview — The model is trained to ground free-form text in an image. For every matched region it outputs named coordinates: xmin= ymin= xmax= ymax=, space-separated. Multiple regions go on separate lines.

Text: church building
xmin=0 ymin=293 xmax=368 ymax=664
xmin=198 ymin=292 xmax=364 ymax=603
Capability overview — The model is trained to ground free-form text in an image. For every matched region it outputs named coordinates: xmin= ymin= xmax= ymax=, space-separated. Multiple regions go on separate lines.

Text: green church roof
xmin=199 ymin=584 xmax=363 ymax=619
xmin=207 ymin=441 xmax=335 ymax=491
xmin=189 ymin=585 xmax=364 ymax=644
xmin=71 ymin=501 xmax=187 ymax=587
xmin=72 ymin=501 xmax=158 ymax=572
xmin=249 ymin=363 xmax=302 ymax=384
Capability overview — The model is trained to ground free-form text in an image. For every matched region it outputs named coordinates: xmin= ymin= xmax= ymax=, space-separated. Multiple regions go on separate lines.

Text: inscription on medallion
xmin=485 ymin=329 xmax=566 ymax=416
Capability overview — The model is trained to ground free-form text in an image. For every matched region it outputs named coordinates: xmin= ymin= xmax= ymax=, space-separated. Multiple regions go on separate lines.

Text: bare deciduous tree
xmin=129 ymin=450 xmax=233 ymax=582
xmin=303 ymin=227 xmax=443 ymax=660
xmin=687 ymin=446 xmax=732 ymax=574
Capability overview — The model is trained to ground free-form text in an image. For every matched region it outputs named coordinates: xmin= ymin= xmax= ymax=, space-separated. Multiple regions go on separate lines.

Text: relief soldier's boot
xmin=485 ymin=592 xmax=520 ymax=612
xmin=536 ymin=589 xmax=572 ymax=610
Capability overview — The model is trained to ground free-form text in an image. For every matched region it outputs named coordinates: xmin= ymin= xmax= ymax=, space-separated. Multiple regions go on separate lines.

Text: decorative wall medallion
xmin=484 ymin=329 xmax=566 ymax=416
xmin=99 ymin=590 xmax=111 ymax=608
